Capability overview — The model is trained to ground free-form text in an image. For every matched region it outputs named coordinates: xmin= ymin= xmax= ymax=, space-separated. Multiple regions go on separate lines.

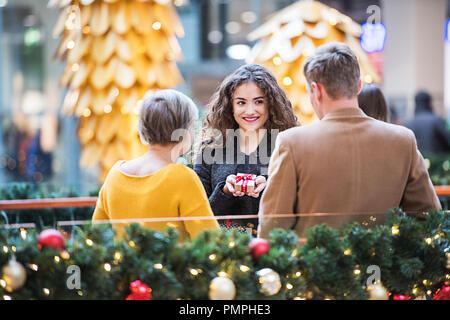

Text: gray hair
xmin=303 ymin=42 xmax=361 ymax=99
xmin=138 ymin=89 xmax=198 ymax=145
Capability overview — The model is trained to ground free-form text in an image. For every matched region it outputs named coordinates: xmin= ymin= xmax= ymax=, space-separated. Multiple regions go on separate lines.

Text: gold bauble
xmin=209 ymin=276 xmax=236 ymax=300
xmin=367 ymin=283 xmax=389 ymax=300
xmin=1 ymin=258 xmax=27 ymax=292
xmin=257 ymin=268 xmax=281 ymax=296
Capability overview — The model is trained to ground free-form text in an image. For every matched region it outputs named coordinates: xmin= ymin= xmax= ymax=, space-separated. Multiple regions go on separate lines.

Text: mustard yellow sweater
xmin=92 ymin=161 xmax=219 ymax=241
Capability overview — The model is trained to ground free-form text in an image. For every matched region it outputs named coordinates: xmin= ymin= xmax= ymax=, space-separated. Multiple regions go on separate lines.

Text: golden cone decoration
xmin=50 ymin=0 xmax=184 ymax=180
xmin=246 ymin=0 xmax=380 ymax=125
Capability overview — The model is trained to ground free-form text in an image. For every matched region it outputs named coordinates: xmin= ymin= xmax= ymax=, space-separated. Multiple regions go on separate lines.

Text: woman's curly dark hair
xmin=200 ymin=64 xmax=299 ymax=148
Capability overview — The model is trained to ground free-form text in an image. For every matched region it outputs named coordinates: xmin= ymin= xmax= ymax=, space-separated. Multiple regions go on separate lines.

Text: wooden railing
xmin=0 ymin=187 xmax=448 ymax=210
xmin=435 ymin=186 xmax=450 ymax=197
xmin=0 ymin=197 xmax=97 ymax=210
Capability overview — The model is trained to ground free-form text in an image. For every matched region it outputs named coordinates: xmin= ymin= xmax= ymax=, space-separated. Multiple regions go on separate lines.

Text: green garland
xmin=0 ymin=209 xmax=448 ymax=300
xmin=0 ymin=183 xmax=94 ymax=229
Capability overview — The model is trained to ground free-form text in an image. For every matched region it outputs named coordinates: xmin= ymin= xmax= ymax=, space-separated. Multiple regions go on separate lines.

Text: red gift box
xmin=235 ymin=173 xmax=256 ymax=194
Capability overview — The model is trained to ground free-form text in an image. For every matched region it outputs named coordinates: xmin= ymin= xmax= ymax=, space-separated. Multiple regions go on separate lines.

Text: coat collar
xmin=322 ymin=107 xmax=368 ymax=121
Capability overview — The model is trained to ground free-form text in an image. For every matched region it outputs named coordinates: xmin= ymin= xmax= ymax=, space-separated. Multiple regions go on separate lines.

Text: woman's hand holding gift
xmin=223 ymin=174 xmax=245 ymax=197
xmin=223 ymin=174 xmax=266 ymax=198
xmin=247 ymin=175 xmax=266 ymax=198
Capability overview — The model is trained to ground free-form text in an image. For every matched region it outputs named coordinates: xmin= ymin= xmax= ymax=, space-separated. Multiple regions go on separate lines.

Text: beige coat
xmin=258 ymin=107 xmax=442 ymax=239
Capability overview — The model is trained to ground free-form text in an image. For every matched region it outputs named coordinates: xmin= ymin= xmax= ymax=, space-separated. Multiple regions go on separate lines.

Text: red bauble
xmin=249 ymin=238 xmax=270 ymax=260
xmin=37 ymin=229 xmax=65 ymax=250
xmin=393 ymin=294 xmax=410 ymax=300
xmin=433 ymin=284 xmax=450 ymax=300
xmin=126 ymin=280 xmax=152 ymax=300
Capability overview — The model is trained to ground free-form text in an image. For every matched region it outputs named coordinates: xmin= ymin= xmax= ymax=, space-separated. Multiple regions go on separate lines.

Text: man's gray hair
xmin=303 ymin=42 xmax=361 ymax=99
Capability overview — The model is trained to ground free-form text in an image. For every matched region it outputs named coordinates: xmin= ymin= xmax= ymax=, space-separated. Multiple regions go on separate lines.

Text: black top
xmin=404 ymin=110 xmax=450 ymax=154
xmin=193 ymin=132 xmax=277 ymax=232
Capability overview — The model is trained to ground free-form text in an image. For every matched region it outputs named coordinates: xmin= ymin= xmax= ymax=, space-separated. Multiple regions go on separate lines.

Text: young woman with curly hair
xmin=194 ymin=64 xmax=298 ymax=234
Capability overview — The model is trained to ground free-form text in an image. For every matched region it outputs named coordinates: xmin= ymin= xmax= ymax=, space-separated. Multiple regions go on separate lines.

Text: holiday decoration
xmin=256 ymin=268 xmax=282 ymax=296
xmin=246 ymin=0 xmax=380 ymax=125
xmin=37 ymin=229 xmax=65 ymax=250
xmin=49 ymin=0 xmax=184 ymax=180
xmin=208 ymin=276 xmax=236 ymax=300
xmin=235 ymin=173 xmax=256 ymax=194
xmin=1 ymin=258 xmax=27 ymax=292
xmin=0 ymin=209 xmax=448 ymax=300
xmin=367 ymin=283 xmax=389 ymax=300
xmin=126 ymin=280 xmax=152 ymax=300
xmin=249 ymin=238 xmax=270 ymax=260
xmin=392 ymin=294 xmax=410 ymax=300
xmin=433 ymin=283 xmax=450 ymax=300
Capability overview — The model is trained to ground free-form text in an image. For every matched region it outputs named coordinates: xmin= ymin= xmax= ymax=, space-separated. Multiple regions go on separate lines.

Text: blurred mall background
xmin=0 ymin=0 xmax=449 ymax=194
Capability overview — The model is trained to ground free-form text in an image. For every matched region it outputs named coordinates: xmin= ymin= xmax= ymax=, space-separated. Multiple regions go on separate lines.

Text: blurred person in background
xmin=404 ymin=91 xmax=450 ymax=154
xmin=357 ymin=84 xmax=389 ymax=122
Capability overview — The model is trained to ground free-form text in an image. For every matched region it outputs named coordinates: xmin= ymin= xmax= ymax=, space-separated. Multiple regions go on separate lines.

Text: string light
xmin=71 ymin=63 xmax=79 ymax=72
xmin=30 ymin=264 xmax=38 ymax=271
xmin=77 ymin=290 xmax=83 ymax=296
xmin=112 ymin=87 xmax=120 ymax=97
xmin=128 ymin=241 xmax=136 ymax=247
xmin=2 ymin=246 xmax=8 ymax=253
xmin=295 ymin=271 xmax=302 ymax=277
xmin=11 ymin=246 xmax=16 ymax=252
xmin=364 ymin=75 xmax=373 ymax=84
xmin=218 ymin=271 xmax=228 ymax=277
xmin=154 ymin=263 xmax=163 ymax=270
xmin=282 ymin=76 xmax=293 ymax=86
xmin=0 ymin=279 xmax=6 ymax=288
xmin=208 ymin=254 xmax=216 ymax=261
xmin=3 ymin=295 xmax=11 ymax=300
xmin=228 ymin=241 xmax=235 ymax=248
xmin=426 ymin=290 xmax=432 ymax=295
xmin=344 ymin=249 xmax=352 ymax=255
xmin=104 ymin=104 xmax=112 ymax=114
xmin=60 ymin=251 xmax=70 ymax=260
xmin=85 ymin=239 xmax=94 ymax=246
xmin=20 ymin=228 xmax=27 ymax=240
xmin=190 ymin=269 xmax=199 ymax=276
xmin=353 ymin=269 xmax=361 ymax=275
xmin=286 ymin=283 xmax=293 ymax=290
xmin=272 ymin=57 xmax=282 ymax=66
xmin=104 ymin=263 xmax=111 ymax=272
xmin=423 ymin=279 xmax=428 ymax=286
xmin=43 ymin=288 xmax=50 ymax=296
xmin=152 ymin=21 xmax=162 ymax=30
xmin=291 ymin=249 xmax=298 ymax=257
xmin=425 ymin=238 xmax=432 ymax=245
xmin=82 ymin=108 xmax=91 ymax=117
xmin=239 ymin=265 xmax=250 ymax=272
xmin=66 ymin=40 xmax=75 ymax=49
xmin=391 ymin=225 xmax=400 ymax=235
xmin=54 ymin=256 xmax=60 ymax=263
xmin=114 ymin=252 xmax=122 ymax=261
xmin=412 ymin=288 xmax=418 ymax=295
xmin=120 ymin=106 xmax=129 ymax=114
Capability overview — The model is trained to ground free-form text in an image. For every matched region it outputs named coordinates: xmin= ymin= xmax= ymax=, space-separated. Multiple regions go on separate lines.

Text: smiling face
xmin=232 ymin=81 xmax=269 ymax=132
